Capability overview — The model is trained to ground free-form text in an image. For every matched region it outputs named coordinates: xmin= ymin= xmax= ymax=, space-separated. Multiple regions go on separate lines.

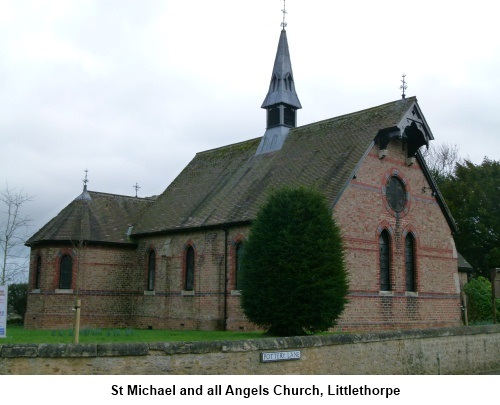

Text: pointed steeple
xmin=261 ymin=29 xmax=302 ymax=110
xmin=256 ymin=27 xmax=302 ymax=155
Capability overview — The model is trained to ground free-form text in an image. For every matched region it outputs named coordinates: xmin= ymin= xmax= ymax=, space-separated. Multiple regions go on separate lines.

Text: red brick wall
xmin=25 ymin=245 xmax=138 ymax=329
xmin=130 ymin=227 xmax=250 ymax=331
xmin=333 ymin=140 xmax=462 ymax=331
xmin=25 ymin=139 xmax=462 ymax=332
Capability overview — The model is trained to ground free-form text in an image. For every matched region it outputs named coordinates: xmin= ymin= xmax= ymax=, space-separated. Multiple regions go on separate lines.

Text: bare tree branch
xmin=0 ymin=184 xmax=34 ymax=284
xmin=422 ymin=143 xmax=462 ymax=179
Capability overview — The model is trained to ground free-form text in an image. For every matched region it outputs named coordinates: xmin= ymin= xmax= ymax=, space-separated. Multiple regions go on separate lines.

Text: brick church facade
xmin=25 ymin=27 xmax=462 ymax=332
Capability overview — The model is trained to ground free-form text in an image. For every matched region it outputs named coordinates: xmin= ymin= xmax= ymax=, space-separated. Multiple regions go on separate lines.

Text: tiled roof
xmin=30 ymin=97 xmax=455 ymax=243
xmin=26 ymin=191 xmax=155 ymax=246
xmin=457 ymin=252 xmax=474 ymax=271
xmin=132 ymin=97 xmax=418 ymax=235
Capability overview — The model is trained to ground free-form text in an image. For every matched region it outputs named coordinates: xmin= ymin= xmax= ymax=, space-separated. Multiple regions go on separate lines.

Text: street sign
xmin=260 ymin=350 xmax=301 ymax=362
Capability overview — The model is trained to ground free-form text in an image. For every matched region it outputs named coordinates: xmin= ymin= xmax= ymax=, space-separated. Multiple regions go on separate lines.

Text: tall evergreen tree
xmin=439 ymin=158 xmax=500 ymax=276
xmin=240 ymin=187 xmax=348 ymax=336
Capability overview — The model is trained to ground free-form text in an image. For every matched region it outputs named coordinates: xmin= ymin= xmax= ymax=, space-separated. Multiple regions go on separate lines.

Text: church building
xmin=25 ymin=23 xmax=463 ymax=332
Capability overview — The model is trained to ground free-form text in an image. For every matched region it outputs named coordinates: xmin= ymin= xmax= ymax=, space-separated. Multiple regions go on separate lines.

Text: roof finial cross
xmin=400 ymin=73 xmax=408 ymax=99
xmin=281 ymin=0 xmax=288 ymax=29
xmin=83 ymin=168 xmax=89 ymax=190
xmin=133 ymin=182 xmax=141 ymax=198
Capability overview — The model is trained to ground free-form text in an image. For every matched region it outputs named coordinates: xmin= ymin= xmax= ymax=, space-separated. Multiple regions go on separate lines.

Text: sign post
xmin=0 ymin=285 xmax=7 ymax=338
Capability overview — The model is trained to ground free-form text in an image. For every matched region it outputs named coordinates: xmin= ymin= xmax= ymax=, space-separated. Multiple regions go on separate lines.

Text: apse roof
xmin=26 ymin=191 xmax=155 ymax=246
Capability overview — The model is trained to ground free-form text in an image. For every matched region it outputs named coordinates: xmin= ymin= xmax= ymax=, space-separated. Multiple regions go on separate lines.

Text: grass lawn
xmin=1 ymin=325 xmax=265 ymax=345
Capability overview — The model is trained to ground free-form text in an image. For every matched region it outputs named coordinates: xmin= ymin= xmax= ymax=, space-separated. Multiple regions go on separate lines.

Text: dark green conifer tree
xmin=240 ymin=187 xmax=348 ymax=336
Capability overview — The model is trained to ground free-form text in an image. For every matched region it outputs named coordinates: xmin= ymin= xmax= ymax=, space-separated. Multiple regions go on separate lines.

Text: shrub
xmin=463 ymin=276 xmax=500 ymax=322
xmin=7 ymin=283 xmax=28 ymax=324
xmin=240 ymin=187 xmax=348 ymax=336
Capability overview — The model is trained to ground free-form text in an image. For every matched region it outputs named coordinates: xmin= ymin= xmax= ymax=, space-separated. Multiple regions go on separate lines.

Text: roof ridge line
xmin=295 ymin=96 xmax=417 ymax=131
xmin=85 ymin=190 xmax=156 ymax=201
xmin=196 ymin=137 xmax=261 ymax=156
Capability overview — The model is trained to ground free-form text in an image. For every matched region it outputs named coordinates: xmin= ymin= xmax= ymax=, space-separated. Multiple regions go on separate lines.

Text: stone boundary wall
xmin=1 ymin=325 xmax=499 ymax=375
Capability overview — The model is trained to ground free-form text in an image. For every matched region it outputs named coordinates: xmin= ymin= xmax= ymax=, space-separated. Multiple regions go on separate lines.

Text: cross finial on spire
xmin=400 ymin=73 xmax=408 ymax=99
xmin=281 ymin=0 xmax=287 ymax=29
xmin=133 ymin=182 xmax=141 ymax=198
xmin=83 ymin=168 xmax=89 ymax=190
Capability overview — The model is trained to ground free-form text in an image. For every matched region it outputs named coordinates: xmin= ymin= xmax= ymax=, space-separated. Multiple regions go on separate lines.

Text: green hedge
xmin=464 ymin=276 xmax=500 ymax=323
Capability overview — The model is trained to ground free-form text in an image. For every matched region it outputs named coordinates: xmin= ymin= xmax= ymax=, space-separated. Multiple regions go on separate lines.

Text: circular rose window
xmin=386 ymin=176 xmax=407 ymax=212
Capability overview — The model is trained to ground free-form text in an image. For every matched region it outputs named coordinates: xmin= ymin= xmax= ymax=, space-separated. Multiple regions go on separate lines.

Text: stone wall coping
xmin=1 ymin=325 xmax=499 ymax=359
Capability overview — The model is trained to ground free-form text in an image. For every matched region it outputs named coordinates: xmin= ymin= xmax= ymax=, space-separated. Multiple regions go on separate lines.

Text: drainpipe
xmin=222 ymin=227 xmax=229 ymax=331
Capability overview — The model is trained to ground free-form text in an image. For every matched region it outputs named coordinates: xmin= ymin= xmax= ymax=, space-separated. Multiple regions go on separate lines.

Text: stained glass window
xmin=386 ymin=176 xmax=407 ymax=212
xmin=35 ymin=255 xmax=42 ymax=289
xmin=185 ymin=246 xmax=195 ymax=291
xmin=59 ymin=255 xmax=72 ymax=289
xmin=147 ymin=250 xmax=155 ymax=291
xmin=235 ymin=242 xmax=244 ymax=290
xmin=405 ymin=234 xmax=416 ymax=292
xmin=379 ymin=231 xmax=391 ymax=291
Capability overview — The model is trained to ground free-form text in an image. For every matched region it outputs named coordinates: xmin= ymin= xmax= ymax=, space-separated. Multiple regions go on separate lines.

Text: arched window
xmin=185 ymin=246 xmax=195 ymax=291
xmin=147 ymin=250 xmax=156 ymax=291
xmin=235 ymin=242 xmax=244 ymax=290
xmin=379 ymin=231 xmax=391 ymax=291
xmin=59 ymin=255 xmax=73 ymax=289
xmin=35 ymin=255 xmax=42 ymax=289
xmin=405 ymin=234 xmax=416 ymax=292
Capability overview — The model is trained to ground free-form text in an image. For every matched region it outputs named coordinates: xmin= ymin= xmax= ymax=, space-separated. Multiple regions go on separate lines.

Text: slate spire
xmin=256 ymin=27 xmax=302 ymax=155
xmin=261 ymin=29 xmax=302 ymax=110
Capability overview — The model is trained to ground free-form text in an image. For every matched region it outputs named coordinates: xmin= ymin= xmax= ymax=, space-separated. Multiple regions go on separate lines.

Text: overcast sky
xmin=1 ymin=0 xmax=499 ymax=244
